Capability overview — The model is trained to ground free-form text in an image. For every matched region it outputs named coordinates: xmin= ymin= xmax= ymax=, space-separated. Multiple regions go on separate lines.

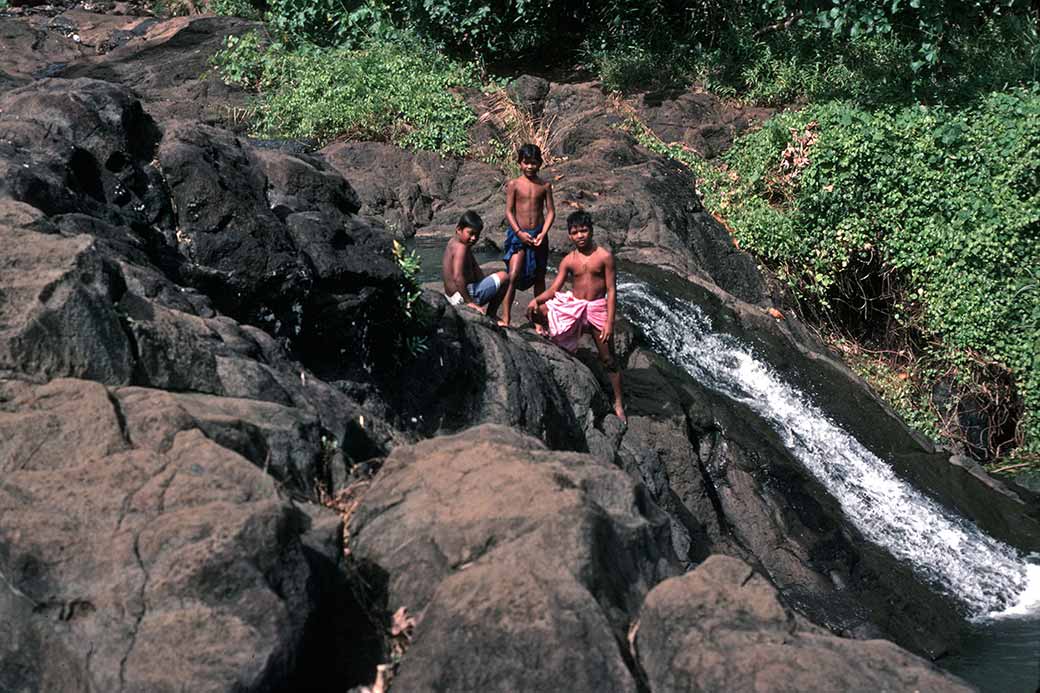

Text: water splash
xmin=618 ymin=278 xmax=1039 ymax=619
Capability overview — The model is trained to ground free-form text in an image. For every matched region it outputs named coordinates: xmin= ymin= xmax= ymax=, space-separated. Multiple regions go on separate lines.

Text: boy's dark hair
xmin=457 ymin=210 xmax=484 ymax=232
xmin=566 ymin=210 xmax=593 ymax=231
xmin=517 ymin=143 xmax=542 ymax=163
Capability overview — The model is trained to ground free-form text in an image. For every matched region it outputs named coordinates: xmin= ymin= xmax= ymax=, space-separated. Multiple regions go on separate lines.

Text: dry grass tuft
xmin=318 ymin=479 xmax=371 ymax=557
xmin=478 ymin=88 xmax=566 ymax=168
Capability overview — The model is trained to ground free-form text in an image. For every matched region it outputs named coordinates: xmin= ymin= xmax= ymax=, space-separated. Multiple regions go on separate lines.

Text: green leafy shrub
xmin=698 ymin=91 xmax=1040 ymax=452
xmin=392 ymin=240 xmax=429 ymax=357
xmin=688 ymin=13 xmax=1038 ymax=106
xmin=761 ymin=0 xmax=1036 ymax=72
xmin=264 ymin=0 xmax=395 ymax=46
xmin=588 ymin=43 xmax=691 ymax=93
xmin=215 ymin=32 xmax=477 ymax=153
xmin=209 ymin=0 xmax=262 ymax=19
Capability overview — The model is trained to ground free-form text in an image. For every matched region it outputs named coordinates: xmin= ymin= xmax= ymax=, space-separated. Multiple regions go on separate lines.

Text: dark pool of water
xmin=407 ymin=235 xmax=501 ymax=284
xmin=942 ymin=617 xmax=1040 ymax=692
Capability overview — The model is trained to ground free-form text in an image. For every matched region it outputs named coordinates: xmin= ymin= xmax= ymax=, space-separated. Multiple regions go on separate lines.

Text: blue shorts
xmin=503 ymin=227 xmax=546 ymax=292
xmin=446 ymin=273 xmax=502 ymax=306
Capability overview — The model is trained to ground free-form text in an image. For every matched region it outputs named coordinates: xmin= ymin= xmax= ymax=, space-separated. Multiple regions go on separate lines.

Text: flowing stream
xmin=617 ymin=276 xmax=1040 ymax=691
xmin=617 ymin=277 xmax=1040 ymax=618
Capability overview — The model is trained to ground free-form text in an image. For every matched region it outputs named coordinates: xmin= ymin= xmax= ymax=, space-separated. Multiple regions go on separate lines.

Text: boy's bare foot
xmin=497 ymin=319 xmax=510 ymax=328
xmin=614 ymin=401 xmax=627 ymax=425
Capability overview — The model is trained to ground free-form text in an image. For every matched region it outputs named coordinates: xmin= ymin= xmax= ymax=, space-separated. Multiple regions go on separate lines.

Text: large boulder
xmin=0 ymin=223 xmax=132 ymax=384
xmin=0 ymin=78 xmax=166 ymax=226
xmin=0 ymin=377 xmax=359 ymax=692
xmin=635 ymin=555 xmax=973 ymax=692
xmin=321 ymin=141 xmax=491 ymax=240
xmin=348 ymin=425 xmax=679 ymax=692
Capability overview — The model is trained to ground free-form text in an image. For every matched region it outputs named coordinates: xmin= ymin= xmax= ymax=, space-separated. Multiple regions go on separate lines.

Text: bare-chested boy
xmin=527 ymin=210 xmax=625 ymax=422
xmin=443 ymin=210 xmax=508 ymax=317
xmin=502 ymin=143 xmax=555 ymax=328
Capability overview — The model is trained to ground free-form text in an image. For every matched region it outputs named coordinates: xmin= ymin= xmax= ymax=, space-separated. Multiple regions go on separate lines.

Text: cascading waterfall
xmin=618 ymin=277 xmax=1040 ymax=619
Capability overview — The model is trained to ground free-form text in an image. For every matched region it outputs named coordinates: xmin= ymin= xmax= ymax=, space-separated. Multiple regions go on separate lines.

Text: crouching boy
xmin=527 ymin=210 xmax=625 ymax=422
xmin=443 ymin=210 xmax=508 ymax=318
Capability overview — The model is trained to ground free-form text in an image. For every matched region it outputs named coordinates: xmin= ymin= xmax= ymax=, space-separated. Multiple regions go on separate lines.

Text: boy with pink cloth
xmin=527 ymin=210 xmax=625 ymax=423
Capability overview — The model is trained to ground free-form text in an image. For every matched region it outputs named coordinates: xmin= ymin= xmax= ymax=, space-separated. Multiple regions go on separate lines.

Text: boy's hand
xmin=597 ymin=323 xmax=613 ymax=344
xmin=518 ymin=231 xmax=535 ymax=245
xmin=526 ymin=299 xmax=539 ymax=319
xmin=467 ymin=302 xmax=487 ymax=315
xmin=533 ymin=232 xmax=546 ymax=246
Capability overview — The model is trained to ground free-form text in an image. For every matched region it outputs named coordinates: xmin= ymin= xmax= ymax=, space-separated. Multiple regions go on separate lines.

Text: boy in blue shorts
xmin=442 ymin=210 xmax=508 ymax=318
xmin=501 ymin=143 xmax=555 ymax=329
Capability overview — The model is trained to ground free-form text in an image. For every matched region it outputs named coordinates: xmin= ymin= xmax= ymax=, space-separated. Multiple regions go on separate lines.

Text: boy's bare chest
xmin=571 ymin=254 xmax=605 ymax=277
xmin=515 ymin=179 xmax=547 ymax=200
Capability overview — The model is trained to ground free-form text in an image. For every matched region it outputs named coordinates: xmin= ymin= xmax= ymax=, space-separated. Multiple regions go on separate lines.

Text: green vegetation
xmin=209 ymin=0 xmax=261 ymax=20
xmin=214 ymin=32 xmax=476 ymax=153
xmin=760 ymin=0 xmax=1033 ymax=72
xmin=593 ymin=11 xmax=1038 ymax=99
xmin=623 ymin=87 xmax=1040 ymax=457
xmin=392 ymin=240 xmax=429 ymax=358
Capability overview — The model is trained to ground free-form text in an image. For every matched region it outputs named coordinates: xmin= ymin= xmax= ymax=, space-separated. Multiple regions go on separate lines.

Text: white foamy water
xmin=619 ymin=278 xmax=1040 ymax=619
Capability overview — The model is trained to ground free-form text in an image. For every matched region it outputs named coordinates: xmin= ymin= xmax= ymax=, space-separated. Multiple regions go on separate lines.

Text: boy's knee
xmin=599 ymin=351 xmax=619 ymax=372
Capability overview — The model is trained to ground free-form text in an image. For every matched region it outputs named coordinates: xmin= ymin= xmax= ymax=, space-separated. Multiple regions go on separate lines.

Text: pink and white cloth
xmin=546 ymin=291 xmax=608 ymax=353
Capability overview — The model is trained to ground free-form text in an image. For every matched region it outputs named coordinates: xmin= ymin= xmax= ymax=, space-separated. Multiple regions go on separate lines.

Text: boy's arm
xmin=536 ymin=183 xmax=555 ymax=245
xmin=528 ymin=256 xmax=570 ymax=310
xmin=505 ymin=181 xmax=533 ymax=245
xmin=599 ymin=251 xmax=617 ymax=344
xmin=449 ymin=245 xmax=477 ymax=306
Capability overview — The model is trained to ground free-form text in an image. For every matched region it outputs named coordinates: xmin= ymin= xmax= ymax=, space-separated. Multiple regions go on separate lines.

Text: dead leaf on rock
xmin=767 ymin=307 xmax=785 ymax=320
xmin=391 ymin=606 xmax=417 ymax=639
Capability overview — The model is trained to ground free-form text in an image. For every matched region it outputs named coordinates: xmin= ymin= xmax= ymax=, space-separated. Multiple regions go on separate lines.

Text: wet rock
xmin=157 ymin=121 xmax=401 ymax=344
xmin=157 ymin=120 xmax=308 ymax=324
xmin=636 ymin=555 xmax=973 ymax=692
xmin=381 ymin=291 xmax=618 ymax=451
xmin=349 ymin=424 xmax=678 ymax=692
xmin=0 ymin=78 xmax=164 ymax=226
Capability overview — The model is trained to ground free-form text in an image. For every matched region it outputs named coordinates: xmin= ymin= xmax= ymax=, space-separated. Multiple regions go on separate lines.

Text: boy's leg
xmin=590 ymin=327 xmax=626 ymax=423
xmin=528 ymin=302 xmax=549 ymax=330
xmin=501 ymin=251 xmax=526 ymax=327
xmin=532 ymin=243 xmax=549 ymax=335
xmin=486 ymin=270 xmax=509 ymax=320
